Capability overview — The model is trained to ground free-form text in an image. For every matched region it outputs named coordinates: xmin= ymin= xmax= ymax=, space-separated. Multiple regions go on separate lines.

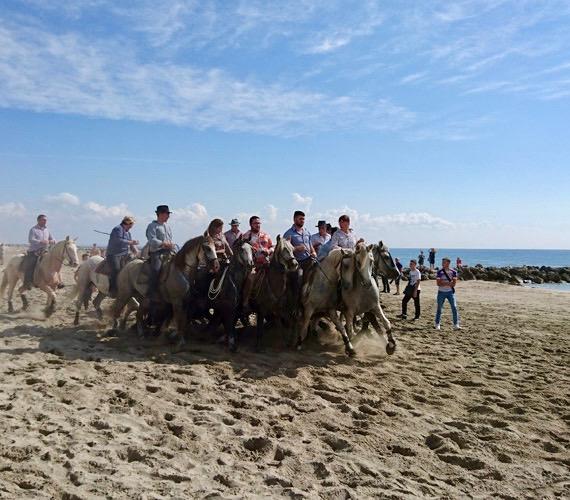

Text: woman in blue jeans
xmin=435 ymin=257 xmax=461 ymax=330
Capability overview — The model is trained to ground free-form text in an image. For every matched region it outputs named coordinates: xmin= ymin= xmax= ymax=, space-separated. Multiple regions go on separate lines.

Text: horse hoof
xmin=44 ymin=306 xmax=55 ymax=317
xmin=229 ymin=343 xmax=238 ymax=353
xmin=106 ymin=329 xmax=118 ymax=337
xmin=386 ymin=342 xmax=396 ymax=355
xmin=96 ymin=309 xmax=103 ymax=321
xmin=346 ymin=346 xmax=356 ymax=357
xmin=73 ymin=315 xmax=79 ymax=326
xmin=8 ymin=303 xmax=14 ymax=313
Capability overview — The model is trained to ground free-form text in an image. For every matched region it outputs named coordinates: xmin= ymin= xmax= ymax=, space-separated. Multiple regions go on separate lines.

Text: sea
xmin=391 ymin=248 xmax=570 ymax=292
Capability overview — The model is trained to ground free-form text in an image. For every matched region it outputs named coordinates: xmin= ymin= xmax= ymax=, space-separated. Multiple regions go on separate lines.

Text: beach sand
xmin=0 ymin=246 xmax=569 ymax=498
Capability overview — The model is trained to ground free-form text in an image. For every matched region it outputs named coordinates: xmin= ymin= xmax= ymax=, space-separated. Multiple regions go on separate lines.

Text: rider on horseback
xmin=146 ymin=205 xmax=174 ymax=301
xmin=241 ymin=215 xmax=274 ymax=310
xmin=107 ymin=216 xmax=139 ymax=297
xmin=283 ymin=211 xmax=316 ymax=315
xmin=23 ymin=214 xmax=55 ymax=290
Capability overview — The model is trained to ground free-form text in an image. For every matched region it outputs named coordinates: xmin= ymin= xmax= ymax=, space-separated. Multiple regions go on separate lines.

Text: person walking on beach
xmin=398 ymin=259 xmax=421 ymax=320
xmin=435 ymin=257 xmax=460 ymax=330
xmin=428 ymin=248 xmax=436 ymax=271
xmin=456 ymin=256 xmax=462 ymax=269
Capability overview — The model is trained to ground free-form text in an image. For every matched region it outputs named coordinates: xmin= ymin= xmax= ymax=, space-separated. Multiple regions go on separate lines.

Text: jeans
xmin=435 ymin=290 xmax=459 ymax=325
xmin=23 ymin=251 xmax=39 ymax=289
xmin=402 ymin=289 xmax=420 ymax=318
xmin=107 ymin=254 xmax=122 ymax=294
xmin=148 ymin=250 xmax=167 ymax=297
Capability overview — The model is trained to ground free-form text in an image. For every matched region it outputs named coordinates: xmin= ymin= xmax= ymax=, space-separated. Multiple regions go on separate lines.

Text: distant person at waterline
xmin=435 ymin=257 xmax=460 ymax=331
xmin=418 ymin=250 xmax=425 ymax=269
xmin=428 ymin=248 xmax=436 ymax=271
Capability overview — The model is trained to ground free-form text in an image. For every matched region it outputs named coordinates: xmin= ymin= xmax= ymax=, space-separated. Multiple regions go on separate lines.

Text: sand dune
xmin=0 ymin=247 xmax=569 ymax=498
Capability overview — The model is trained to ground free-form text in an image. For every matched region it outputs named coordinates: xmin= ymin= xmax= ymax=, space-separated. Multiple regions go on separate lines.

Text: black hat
xmin=316 ymin=220 xmax=327 ymax=228
xmin=156 ymin=205 xmax=172 ymax=214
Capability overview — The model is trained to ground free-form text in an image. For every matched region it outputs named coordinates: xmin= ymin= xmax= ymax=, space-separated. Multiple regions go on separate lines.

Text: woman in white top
xmin=330 ymin=214 xmax=363 ymax=250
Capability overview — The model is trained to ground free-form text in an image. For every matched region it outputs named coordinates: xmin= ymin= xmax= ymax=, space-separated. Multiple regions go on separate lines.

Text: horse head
xmin=233 ymin=239 xmax=254 ymax=271
xmin=372 ymin=240 xmax=399 ymax=280
xmin=352 ymin=242 xmax=374 ymax=289
xmin=201 ymin=232 xmax=220 ymax=273
xmin=274 ymin=235 xmax=299 ymax=272
xmin=63 ymin=236 xmax=79 ymax=267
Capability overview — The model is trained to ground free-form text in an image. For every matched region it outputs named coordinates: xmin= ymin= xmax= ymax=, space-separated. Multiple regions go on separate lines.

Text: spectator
xmin=428 ymin=248 xmax=436 ymax=271
xmin=418 ymin=250 xmax=425 ymax=269
xmin=398 ymin=259 xmax=421 ymax=320
xmin=456 ymin=256 xmax=463 ymax=269
xmin=393 ymin=257 xmax=403 ymax=295
xmin=435 ymin=257 xmax=461 ymax=330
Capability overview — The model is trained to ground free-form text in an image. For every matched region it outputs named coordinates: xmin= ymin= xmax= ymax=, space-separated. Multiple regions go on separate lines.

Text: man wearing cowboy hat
xmin=224 ymin=218 xmax=242 ymax=248
xmin=146 ymin=205 xmax=174 ymax=300
xmin=310 ymin=220 xmax=330 ymax=254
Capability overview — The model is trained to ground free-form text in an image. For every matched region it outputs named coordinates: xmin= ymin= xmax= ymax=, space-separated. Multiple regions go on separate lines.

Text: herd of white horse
xmin=0 ymin=235 xmax=401 ymax=356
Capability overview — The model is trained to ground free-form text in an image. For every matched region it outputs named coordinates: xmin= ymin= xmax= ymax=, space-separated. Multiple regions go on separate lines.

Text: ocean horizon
xmin=390 ymin=248 xmax=570 ymax=268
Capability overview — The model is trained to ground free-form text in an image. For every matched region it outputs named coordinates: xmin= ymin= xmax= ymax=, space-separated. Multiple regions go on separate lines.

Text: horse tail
xmin=0 ymin=269 xmax=7 ymax=300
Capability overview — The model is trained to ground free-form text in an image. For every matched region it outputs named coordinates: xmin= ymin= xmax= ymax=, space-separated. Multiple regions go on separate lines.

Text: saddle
xmin=95 ymin=255 xmax=132 ymax=276
xmin=95 ymin=259 xmax=111 ymax=276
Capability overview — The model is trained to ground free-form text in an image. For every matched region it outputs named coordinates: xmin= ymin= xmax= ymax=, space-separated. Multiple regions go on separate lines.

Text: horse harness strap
xmin=208 ymin=266 xmax=229 ymax=300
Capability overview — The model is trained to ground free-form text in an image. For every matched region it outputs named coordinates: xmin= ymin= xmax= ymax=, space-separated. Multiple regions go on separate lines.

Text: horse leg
xmin=109 ymin=295 xmax=129 ymax=334
xmin=93 ymin=292 xmax=105 ymax=320
xmin=334 ymin=309 xmax=356 ymax=356
xmin=371 ymin=303 xmax=396 ymax=355
xmin=170 ymin=302 xmax=187 ymax=350
xmin=226 ymin=312 xmax=238 ymax=353
xmin=39 ymin=284 xmax=56 ymax=317
xmin=296 ymin=306 xmax=314 ymax=351
xmin=21 ymin=294 xmax=29 ymax=311
xmin=121 ymin=297 xmax=139 ymax=332
xmin=255 ymin=312 xmax=264 ymax=352
xmin=7 ymin=280 xmax=18 ymax=313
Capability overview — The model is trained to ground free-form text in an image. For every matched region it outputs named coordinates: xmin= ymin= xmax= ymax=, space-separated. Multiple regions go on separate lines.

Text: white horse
xmin=70 ymin=255 xmax=139 ymax=327
xmin=0 ymin=237 xmax=79 ymax=316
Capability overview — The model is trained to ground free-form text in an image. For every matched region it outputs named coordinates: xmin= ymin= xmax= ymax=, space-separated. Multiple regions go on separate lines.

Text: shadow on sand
xmin=0 ymin=318 xmax=390 ymax=380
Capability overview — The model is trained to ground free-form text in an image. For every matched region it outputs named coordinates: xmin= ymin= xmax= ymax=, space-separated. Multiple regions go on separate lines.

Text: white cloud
xmin=314 ymin=206 xmax=454 ymax=229
xmin=266 ymin=204 xmax=278 ymax=222
xmin=45 ymin=192 xmax=80 ymax=206
xmin=292 ymin=193 xmax=313 ymax=211
xmin=174 ymin=203 xmax=209 ymax=221
xmin=84 ymin=201 xmax=130 ymax=218
xmin=0 ymin=202 xmax=27 ymax=217
xmin=0 ymin=21 xmax=415 ymax=136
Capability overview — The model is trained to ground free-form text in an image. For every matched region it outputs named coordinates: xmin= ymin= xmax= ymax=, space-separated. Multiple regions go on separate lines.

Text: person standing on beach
xmin=435 ymin=257 xmax=460 ymax=330
xmin=398 ymin=259 xmax=421 ymax=320
xmin=428 ymin=248 xmax=436 ymax=271
xmin=418 ymin=250 xmax=425 ymax=269
xmin=393 ymin=257 xmax=403 ymax=294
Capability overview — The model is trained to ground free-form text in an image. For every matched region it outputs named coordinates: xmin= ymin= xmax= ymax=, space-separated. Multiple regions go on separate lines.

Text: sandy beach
xmin=0 ymin=246 xmax=569 ymax=499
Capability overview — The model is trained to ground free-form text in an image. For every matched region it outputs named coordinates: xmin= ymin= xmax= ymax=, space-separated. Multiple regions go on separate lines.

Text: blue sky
xmin=1 ymin=0 xmax=569 ymax=248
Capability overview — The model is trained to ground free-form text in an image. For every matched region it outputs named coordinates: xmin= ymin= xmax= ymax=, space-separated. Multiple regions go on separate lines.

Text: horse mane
xmin=174 ymin=235 xmax=204 ymax=269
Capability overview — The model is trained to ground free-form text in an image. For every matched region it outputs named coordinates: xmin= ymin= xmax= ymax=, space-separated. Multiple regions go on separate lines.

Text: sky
xmin=1 ymin=0 xmax=569 ymax=249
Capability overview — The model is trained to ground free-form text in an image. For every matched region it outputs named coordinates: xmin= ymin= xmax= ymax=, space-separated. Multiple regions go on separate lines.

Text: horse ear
xmin=276 ymin=234 xmax=281 ymax=242
xmin=73 ymin=237 xmax=78 ymax=242
xmin=379 ymin=240 xmax=383 ymax=248
xmin=367 ymin=244 xmax=373 ymax=252
xmin=65 ymin=236 xmax=70 ymax=242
